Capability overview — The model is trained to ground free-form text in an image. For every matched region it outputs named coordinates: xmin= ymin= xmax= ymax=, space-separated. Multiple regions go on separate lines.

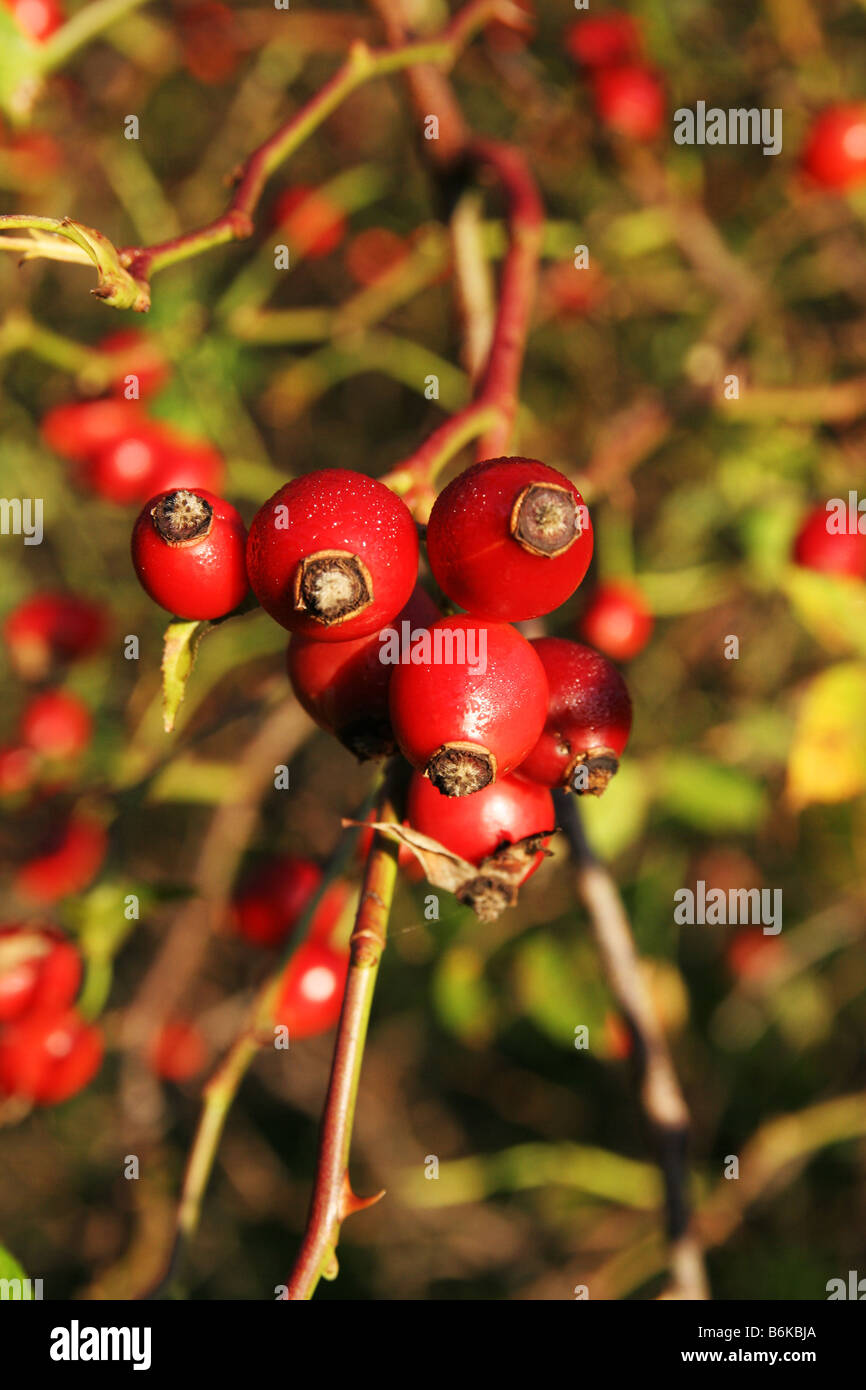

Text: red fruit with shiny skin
xmin=565 ymin=14 xmax=642 ymax=68
xmin=580 ymin=581 xmax=654 ymax=661
xmin=0 ymin=1008 xmax=103 ymax=1105
xmin=287 ymin=584 xmax=440 ymax=760
xmin=0 ymin=926 xmax=81 ymax=1023
xmin=40 ymin=398 xmax=143 ymax=463
xmin=407 ymin=770 xmax=554 ymax=880
xmin=132 ymin=488 xmax=249 ymax=620
xmin=90 ymin=425 xmax=224 ymax=506
xmin=800 ymin=104 xmax=866 ymax=192
xmin=590 ymin=64 xmax=665 ymax=141
xmin=14 ymin=814 xmax=107 ymax=905
xmin=518 ymin=638 xmax=632 ymax=794
xmin=148 ymin=1019 xmax=209 ymax=1082
xmin=271 ymin=186 xmax=346 ymax=259
xmin=425 ymin=457 xmax=593 ymax=621
xmin=100 ymin=328 xmax=169 ymax=400
xmin=246 ymin=470 xmax=419 ymax=640
xmin=273 ymin=940 xmax=349 ymax=1039
xmin=3 ymin=592 xmax=108 ymax=681
xmin=4 ymin=0 xmax=63 ymax=42
xmin=389 ymin=616 xmax=549 ymax=797
xmin=231 ymin=855 xmax=321 ymax=948
xmin=792 ymin=505 xmax=866 ymax=579
xmin=20 ymin=690 xmax=92 ymax=760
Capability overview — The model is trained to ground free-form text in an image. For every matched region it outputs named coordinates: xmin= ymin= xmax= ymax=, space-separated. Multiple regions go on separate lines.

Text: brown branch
xmin=554 ymin=791 xmax=709 ymax=1300
xmin=285 ymin=789 xmax=400 ymax=1299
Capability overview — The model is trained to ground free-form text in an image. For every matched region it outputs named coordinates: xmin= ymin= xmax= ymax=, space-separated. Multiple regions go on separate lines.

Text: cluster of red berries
xmin=132 ymin=457 xmax=635 ymax=908
xmin=566 ymin=12 xmax=665 ymax=143
xmin=231 ymin=855 xmax=351 ymax=1037
xmin=40 ymin=330 xmax=226 ymax=508
xmin=0 ymin=925 xmax=102 ymax=1106
xmin=2 ymin=592 xmax=109 ymax=900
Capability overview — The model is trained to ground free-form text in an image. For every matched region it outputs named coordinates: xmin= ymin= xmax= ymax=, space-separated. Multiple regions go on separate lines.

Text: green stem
xmin=37 ymin=0 xmax=152 ymax=74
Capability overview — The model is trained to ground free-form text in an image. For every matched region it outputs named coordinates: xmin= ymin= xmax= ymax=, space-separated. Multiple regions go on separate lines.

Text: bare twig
xmin=554 ymin=791 xmax=709 ymax=1300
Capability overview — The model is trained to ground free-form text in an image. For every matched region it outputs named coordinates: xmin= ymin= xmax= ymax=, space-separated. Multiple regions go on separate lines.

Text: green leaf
xmin=432 ymin=945 xmax=496 ymax=1046
xmin=0 ymin=12 xmax=42 ymax=121
xmin=513 ymin=937 xmax=606 ymax=1048
xmin=786 ymin=662 xmax=866 ymax=810
xmin=782 ymin=566 xmax=866 ymax=657
xmin=161 ymin=619 xmax=211 ymax=733
xmin=0 ymin=1245 xmax=33 ymax=1294
xmin=581 ymin=760 xmax=649 ymax=860
xmin=656 ymin=753 xmax=767 ymax=833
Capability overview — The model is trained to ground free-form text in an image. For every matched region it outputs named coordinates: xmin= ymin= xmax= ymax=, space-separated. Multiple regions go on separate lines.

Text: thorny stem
xmin=286 ymin=800 xmax=399 ymax=1299
xmin=554 ymin=791 xmax=710 ymax=1301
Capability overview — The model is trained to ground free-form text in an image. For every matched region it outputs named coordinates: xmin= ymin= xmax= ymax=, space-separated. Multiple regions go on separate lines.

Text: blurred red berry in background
xmin=0 ymin=1008 xmax=103 ymax=1105
xmin=792 ymin=504 xmax=866 ymax=579
xmin=800 ymin=104 xmax=866 ymax=191
xmin=580 ymin=582 xmax=654 ymax=661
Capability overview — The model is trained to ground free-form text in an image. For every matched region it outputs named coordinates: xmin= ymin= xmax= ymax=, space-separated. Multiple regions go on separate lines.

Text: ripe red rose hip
xmin=20 ymin=689 xmax=92 ymax=760
xmin=287 ymin=584 xmax=439 ymax=760
xmin=0 ymin=1008 xmax=103 ymax=1105
xmin=40 ymin=398 xmax=142 ymax=463
xmin=792 ymin=505 xmax=866 ymax=579
xmin=0 ymin=926 xmax=81 ymax=1023
xmin=407 ymin=771 xmax=554 ymax=878
xmin=4 ymin=0 xmax=64 ymax=42
xmin=231 ymin=854 xmax=322 ymax=948
xmin=272 ymin=186 xmax=346 ymax=258
xmin=148 ymin=1018 xmax=208 ymax=1082
xmin=246 ymin=469 xmax=419 ymax=640
xmin=14 ymin=813 xmax=107 ymax=904
xmin=3 ymin=592 xmax=108 ymax=680
xmin=800 ymin=105 xmax=866 ymax=191
xmin=565 ymin=14 xmax=642 ymax=68
xmin=591 ymin=64 xmax=665 ymax=141
xmin=580 ymin=581 xmax=654 ymax=661
xmin=518 ymin=638 xmax=632 ymax=795
xmin=389 ymin=616 xmax=549 ymax=796
xmin=100 ymin=328 xmax=169 ymax=400
xmin=132 ymin=488 xmax=249 ymax=619
xmin=426 ymin=457 xmax=593 ymax=621
xmin=274 ymin=940 xmax=349 ymax=1039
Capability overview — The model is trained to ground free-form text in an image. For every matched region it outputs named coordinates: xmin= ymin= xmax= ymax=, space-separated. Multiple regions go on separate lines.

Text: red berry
xmin=539 ymin=260 xmax=608 ymax=319
xmin=388 ymin=616 xmax=549 ymax=796
xmin=99 ymin=328 xmax=169 ymax=400
xmin=14 ymin=813 xmax=107 ymax=904
xmin=178 ymin=1 xmax=240 ymax=84
xmin=518 ymin=638 xmax=632 ymax=794
xmin=4 ymin=0 xmax=64 ymax=42
xmin=287 ymin=584 xmax=440 ymax=760
xmin=0 ymin=926 xmax=81 ymax=1022
xmin=426 ymin=457 xmax=593 ymax=621
xmin=274 ymin=941 xmax=349 ymax=1039
xmin=20 ymin=689 xmax=92 ymax=759
xmin=407 ymin=770 xmax=554 ymax=876
xmin=231 ymin=854 xmax=322 ymax=948
xmin=344 ymin=227 xmax=411 ymax=286
xmin=591 ymin=64 xmax=665 ymax=141
xmin=132 ymin=489 xmax=249 ymax=620
xmin=580 ymin=581 xmax=654 ymax=661
xmin=0 ymin=1008 xmax=103 ymax=1105
xmin=792 ymin=504 xmax=866 ymax=579
xmin=148 ymin=1019 xmax=208 ymax=1082
xmin=271 ymin=186 xmax=346 ymax=259
xmin=90 ymin=425 xmax=223 ymax=507
xmin=726 ymin=930 xmax=785 ymax=982
xmin=565 ymin=14 xmax=642 ymax=68
xmin=41 ymin=398 xmax=143 ymax=463
xmin=0 ymin=745 xmax=37 ymax=795
xmin=246 ymin=469 xmax=419 ymax=640
xmin=3 ymin=592 xmax=108 ymax=680
xmin=800 ymin=104 xmax=866 ymax=192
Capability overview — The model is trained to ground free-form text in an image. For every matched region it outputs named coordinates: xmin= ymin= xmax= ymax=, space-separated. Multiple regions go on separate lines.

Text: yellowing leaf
xmin=783 ymin=566 xmax=866 ymax=657
xmin=786 ymin=662 xmax=866 ymax=810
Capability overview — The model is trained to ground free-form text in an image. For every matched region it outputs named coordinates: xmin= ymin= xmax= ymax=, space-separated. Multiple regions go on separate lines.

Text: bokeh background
xmin=1 ymin=0 xmax=866 ymax=1300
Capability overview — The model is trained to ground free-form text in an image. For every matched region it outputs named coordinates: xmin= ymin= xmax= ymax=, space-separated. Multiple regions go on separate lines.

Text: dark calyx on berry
xmin=569 ymin=748 xmax=619 ymax=795
xmin=458 ymin=876 xmax=515 ymax=922
xmin=510 ymin=482 xmax=581 ymax=557
xmin=151 ymin=490 xmax=213 ymax=546
xmin=426 ymin=742 xmax=496 ymax=797
xmin=293 ymin=550 xmax=373 ymax=626
xmin=339 ymin=717 xmax=395 ymax=762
